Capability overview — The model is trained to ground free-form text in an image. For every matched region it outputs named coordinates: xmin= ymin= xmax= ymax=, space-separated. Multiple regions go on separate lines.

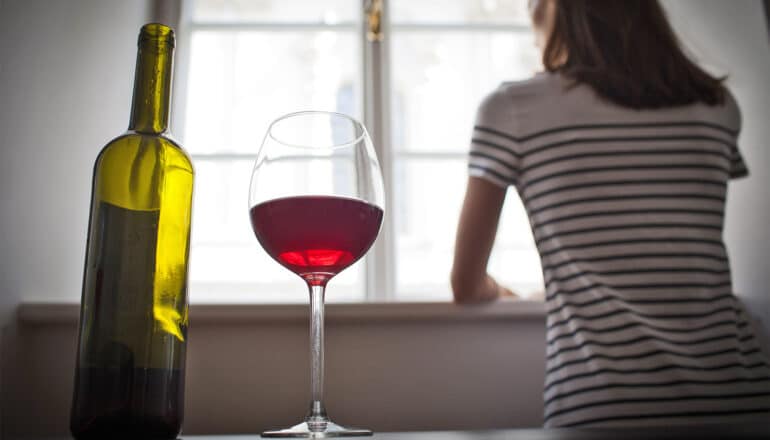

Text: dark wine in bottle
xmin=70 ymin=23 xmax=193 ymax=440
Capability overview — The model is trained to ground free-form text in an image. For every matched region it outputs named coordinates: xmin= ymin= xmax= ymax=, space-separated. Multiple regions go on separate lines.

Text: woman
xmin=451 ymin=0 xmax=770 ymax=428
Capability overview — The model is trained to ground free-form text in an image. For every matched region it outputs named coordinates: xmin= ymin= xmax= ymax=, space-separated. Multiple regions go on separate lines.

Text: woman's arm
xmin=451 ymin=176 xmax=514 ymax=303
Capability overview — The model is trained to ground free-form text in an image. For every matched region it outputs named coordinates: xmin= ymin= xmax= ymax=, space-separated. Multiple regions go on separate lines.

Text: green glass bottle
xmin=70 ymin=23 xmax=193 ymax=440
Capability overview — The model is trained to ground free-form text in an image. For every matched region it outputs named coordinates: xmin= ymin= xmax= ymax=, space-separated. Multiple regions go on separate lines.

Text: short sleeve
xmin=726 ymin=92 xmax=749 ymax=179
xmin=467 ymin=87 xmax=522 ymax=188
xmin=729 ymin=145 xmax=749 ymax=179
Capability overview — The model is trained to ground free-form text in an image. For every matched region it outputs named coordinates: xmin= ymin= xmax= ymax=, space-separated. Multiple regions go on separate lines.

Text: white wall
xmin=661 ymin=0 xmax=770 ymax=337
xmin=0 ymin=0 xmax=149 ymax=434
xmin=0 ymin=0 xmax=149 ymax=329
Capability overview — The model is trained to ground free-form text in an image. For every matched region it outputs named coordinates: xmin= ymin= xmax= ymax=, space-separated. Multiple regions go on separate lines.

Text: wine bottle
xmin=70 ymin=23 xmax=193 ymax=440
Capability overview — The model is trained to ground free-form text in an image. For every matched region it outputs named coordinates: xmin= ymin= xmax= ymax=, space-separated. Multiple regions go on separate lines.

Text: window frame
xmin=167 ymin=0 xmax=539 ymax=303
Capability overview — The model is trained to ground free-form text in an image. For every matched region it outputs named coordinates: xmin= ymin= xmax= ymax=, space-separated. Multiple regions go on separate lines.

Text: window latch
xmin=366 ymin=0 xmax=384 ymax=42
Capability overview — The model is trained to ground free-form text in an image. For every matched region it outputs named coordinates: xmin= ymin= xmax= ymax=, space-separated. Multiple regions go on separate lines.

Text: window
xmin=176 ymin=0 xmax=544 ymax=303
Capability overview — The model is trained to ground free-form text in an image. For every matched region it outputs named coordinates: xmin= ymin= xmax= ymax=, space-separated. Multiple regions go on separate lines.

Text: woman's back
xmin=468 ymin=73 xmax=770 ymax=427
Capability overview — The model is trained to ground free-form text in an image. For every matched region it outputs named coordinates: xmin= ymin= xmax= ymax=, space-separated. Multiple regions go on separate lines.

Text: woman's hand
xmin=453 ymin=273 xmax=519 ymax=304
xmin=498 ymin=284 xmax=520 ymax=300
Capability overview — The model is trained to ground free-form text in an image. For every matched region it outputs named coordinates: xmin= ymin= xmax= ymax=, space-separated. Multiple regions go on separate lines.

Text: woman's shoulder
xmin=645 ymin=87 xmax=743 ymax=135
xmin=476 ymin=75 xmax=742 ymax=137
xmin=484 ymin=72 xmax=563 ymax=104
xmin=475 ymin=73 xmax=573 ymax=135
xmin=475 ymin=73 xmax=564 ymax=127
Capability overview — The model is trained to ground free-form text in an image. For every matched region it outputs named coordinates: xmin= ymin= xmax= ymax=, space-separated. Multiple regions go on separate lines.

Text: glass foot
xmin=262 ymin=421 xmax=372 ymax=438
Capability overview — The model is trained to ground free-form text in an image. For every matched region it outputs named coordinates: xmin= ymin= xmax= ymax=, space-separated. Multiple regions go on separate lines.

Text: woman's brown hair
xmin=538 ymin=0 xmax=726 ymax=109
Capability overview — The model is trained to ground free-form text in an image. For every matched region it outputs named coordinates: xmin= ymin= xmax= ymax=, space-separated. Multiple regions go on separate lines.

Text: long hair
xmin=538 ymin=0 xmax=726 ymax=109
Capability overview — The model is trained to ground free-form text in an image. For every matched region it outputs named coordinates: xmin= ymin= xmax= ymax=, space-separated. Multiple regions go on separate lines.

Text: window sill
xmin=17 ymin=298 xmax=545 ymax=326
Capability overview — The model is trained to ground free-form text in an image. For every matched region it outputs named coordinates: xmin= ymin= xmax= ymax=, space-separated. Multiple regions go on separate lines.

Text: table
xmin=180 ymin=424 xmax=770 ymax=440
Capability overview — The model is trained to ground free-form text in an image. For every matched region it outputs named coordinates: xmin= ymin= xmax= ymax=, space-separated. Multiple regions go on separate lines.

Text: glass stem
xmin=306 ymin=283 xmax=328 ymax=431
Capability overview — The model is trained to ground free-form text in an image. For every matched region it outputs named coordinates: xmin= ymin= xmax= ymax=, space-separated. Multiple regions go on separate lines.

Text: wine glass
xmin=249 ymin=111 xmax=385 ymax=437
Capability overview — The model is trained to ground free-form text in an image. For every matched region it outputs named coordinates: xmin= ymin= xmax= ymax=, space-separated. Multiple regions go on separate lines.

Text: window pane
xmin=391 ymin=0 xmax=531 ymax=25
xmin=393 ymin=159 xmax=543 ymax=300
xmin=390 ymin=31 xmax=539 ymax=153
xmin=490 ymin=194 xmax=544 ymax=298
xmin=390 ymin=13 xmax=544 ymax=301
xmin=190 ymin=160 xmax=365 ymax=303
xmin=181 ymin=0 xmax=545 ymax=303
xmin=393 ymin=159 xmax=466 ymax=301
xmin=191 ymin=0 xmax=357 ymax=24
xmin=184 ymin=30 xmax=361 ymax=155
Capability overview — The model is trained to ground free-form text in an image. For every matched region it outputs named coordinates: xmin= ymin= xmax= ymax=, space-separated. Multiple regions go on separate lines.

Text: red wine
xmin=70 ymin=366 xmax=184 ymax=439
xmin=250 ymin=195 xmax=383 ymax=285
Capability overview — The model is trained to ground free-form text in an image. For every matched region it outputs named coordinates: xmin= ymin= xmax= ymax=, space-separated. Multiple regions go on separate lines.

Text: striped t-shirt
xmin=467 ymin=73 xmax=770 ymax=428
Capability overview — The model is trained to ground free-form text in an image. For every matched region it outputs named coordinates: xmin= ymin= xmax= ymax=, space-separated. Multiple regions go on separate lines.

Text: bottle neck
xmin=128 ymin=36 xmax=174 ymax=134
